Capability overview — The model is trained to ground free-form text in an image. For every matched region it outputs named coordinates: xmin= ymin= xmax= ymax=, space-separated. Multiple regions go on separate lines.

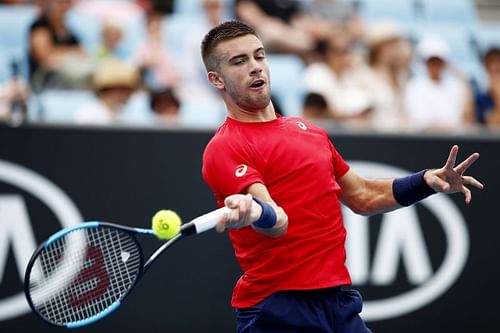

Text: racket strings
xmin=27 ymin=226 xmax=142 ymax=325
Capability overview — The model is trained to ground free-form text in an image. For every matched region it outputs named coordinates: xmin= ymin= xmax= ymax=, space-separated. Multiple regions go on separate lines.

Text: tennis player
xmin=201 ymin=21 xmax=483 ymax=333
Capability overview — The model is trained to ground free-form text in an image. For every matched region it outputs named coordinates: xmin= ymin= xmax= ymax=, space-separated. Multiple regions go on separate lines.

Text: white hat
xmin=366 ymin=21 xmax=402 ymax=48
xmin=417 ymin=36 xmax=449 ymax=61
xmin=93 ymin=59 xmax=139 ymax=91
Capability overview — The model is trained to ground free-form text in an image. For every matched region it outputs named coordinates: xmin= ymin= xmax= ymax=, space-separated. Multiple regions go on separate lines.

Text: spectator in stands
xmin=404 ymin=36 xmax=475 ymax=131
xmin=150 ymin=87 xmax=180 ymax=125
xmin=0 ymin=0 xmax=25 ymax=3
xmin=0 ymin=76 xmax=29 ymax=126
xmin=135 ymin=10 xmax=178 ymax=89
xmin=475 ymin=47 xmax=500 ymax=127
xmin=234 ymin=0 xmax=332 ymax=58
xmin=301 ymin=0 xmax=365 ymax=48
xmin=179 ymin=0 xmax=226 ymax=102
xmin=29 ymin=0 xmax=91 ymax=91
xmin=302 ymin=31 xmax=373 ymax=123
xmin=75 ymin=59 xmax=139 ymax=125
xmin=174 ymin=0 xmax=227 ymax=126
xmin=94 ymin=18 xmax=127 ymax=62
xmin=302 ymin=92 xmax=330 ymax=119
xmin=364 ymin=21 xmax=410 ymax=131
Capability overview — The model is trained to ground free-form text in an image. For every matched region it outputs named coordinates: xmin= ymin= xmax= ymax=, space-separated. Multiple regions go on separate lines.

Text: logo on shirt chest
xmin=296 ymin=121 xmax=307 ymax=131
xmin=235 ymin=164 xmax=248 ymax=177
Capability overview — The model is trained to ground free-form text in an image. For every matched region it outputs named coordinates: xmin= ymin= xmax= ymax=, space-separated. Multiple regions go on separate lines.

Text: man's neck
xmin=226 ymin=101 xmax=277 ymax=123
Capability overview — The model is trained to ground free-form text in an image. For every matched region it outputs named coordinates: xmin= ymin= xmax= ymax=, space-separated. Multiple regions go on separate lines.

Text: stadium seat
xmin=65 ymin=9 xmax=102 ymax=55
xmin=37 ymin=90 xmax=95 ymax=123
xmin=0 ymin=53 xmax=10 ymax=84
xmin=474 ymin=23 xmax=500 ymax=52
xmin=174 ymin=0 xmax=234 ymax=15
xmin=0 ymin=5 xmax=38 ymax=59
xmin=359 ymin=0 xmax=421 ymax=32
xmin=267 ymin=54 xmax=304 ymax=117
xmin=421 ymin=0 xmax=478 ymax=25
xmin=180 ymin=98 xmax=226 ymax=128
xmin=163 ymin=13 xmax=202 ymax=61
xmin=174 ymin=0 xmax=204 ymax=15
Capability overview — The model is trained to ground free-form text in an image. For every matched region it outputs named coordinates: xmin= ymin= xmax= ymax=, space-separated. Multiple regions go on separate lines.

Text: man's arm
xmin=216 ymin=183 xmax=288 ymax=237
xmin=338 ymin=145 xmax=484 ymax=216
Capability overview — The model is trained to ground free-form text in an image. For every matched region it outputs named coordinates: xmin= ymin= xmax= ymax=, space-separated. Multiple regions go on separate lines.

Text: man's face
xmin=209 ymin=35 xmax=271 ymax=111
xmin=486 ymin=53 xmax=500 ymax=77
xmin=426 ymin=57 xmax=446 ymax=80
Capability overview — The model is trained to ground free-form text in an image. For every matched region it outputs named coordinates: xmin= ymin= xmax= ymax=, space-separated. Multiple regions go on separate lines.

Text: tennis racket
xmin=24 ymin=207 xmax=229 ymax=328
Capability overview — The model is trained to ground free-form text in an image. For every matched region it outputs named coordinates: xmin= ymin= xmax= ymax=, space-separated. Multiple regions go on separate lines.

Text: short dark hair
xmin=150 ymin=88 xmax=180 ymax=111
xmin=484 ymin=47 xmax=500 ymax=65
xmin=201 ymin=20 xmax=258 ymax=71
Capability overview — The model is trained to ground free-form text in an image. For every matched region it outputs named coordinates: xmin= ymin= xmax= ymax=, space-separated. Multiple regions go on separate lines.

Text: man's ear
xmin=208 ymin=71 xmax=225 ymax=90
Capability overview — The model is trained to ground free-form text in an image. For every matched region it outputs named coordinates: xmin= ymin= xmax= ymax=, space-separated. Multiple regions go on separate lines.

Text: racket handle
xmin=186 ymin=206 xmax=230 ymax=234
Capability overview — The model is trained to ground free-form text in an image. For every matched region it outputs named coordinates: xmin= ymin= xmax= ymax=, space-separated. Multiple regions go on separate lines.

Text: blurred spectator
xmin=475 ymin=47 xmax=500 ymax=127
xmin=0 ymin=0 xmax=26 ymax=3
xmin=234 ymin=0 xmax=332 ymax=58
xmin=404 ymin=36 xmax=475 ymax=131
xmin=75 ymin=59 xmax=139 ymax=125
xmin=150 ymin=87 xmax=180 ymax=125
xmin=135 ymin=10 xmax=178 ymax=89
xmin=29 ymin=0 xmax=91 ymax=91
xmin=179 ymin=0 xmax=226 ymax=102
xmin=303 ymin=32 xmax=373 ymax=122
xmin=94 ymin=18 xmax=127 ymax=62
xmin=364 ymin=21 xmax=410 ymax=130
xmin=0 ymin=63 xmax=29 ymax=126
xmin=300 ymin=0 xmax=365 ymax=46
xmin=302 ymin=92 xmax=329 ymax=119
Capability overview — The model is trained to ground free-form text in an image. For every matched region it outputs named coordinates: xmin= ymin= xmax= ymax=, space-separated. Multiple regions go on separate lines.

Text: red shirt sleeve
xmin=328 ymin=138 xmax=350 ymax=179
xmin=202 ymin=137 xmax=264 ymax=205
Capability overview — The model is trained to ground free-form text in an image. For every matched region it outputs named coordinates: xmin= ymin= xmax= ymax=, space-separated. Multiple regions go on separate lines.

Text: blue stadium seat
xmin=174 ymin=0 xmax=234 ymax=15
xmin=474 ymin=23 xmax=500 ymax=52
xmin=174 ymin=0 xmax=204 ymax=15
xmin=121 ymin=91 xmax=156 ymax=124
xmin=358 ymin=0 xmax=422 ymax=24
xmin=421 ymin=0 xmax=477 ymax=25
xmin=163 ymin=13 xmax=202 ymax=61
xmin=0 ymin=5 xmax=38 ymax=59
xmin=0 ymin=53 xmax=10 ymax=84
xmin=65 ymin=9 xmax=103 ymax=55
xmin=37 ymin=90 xmax=95 ymax=123
xmin=356 ymin=0 xmax=428 ymax=37
xmin=462 ymin=60 xmax=487 ymax=90
xmin=267 ymin=54 xmax=304 ymax=117
xmin=180 ymin=98 xmax=226 ymax=128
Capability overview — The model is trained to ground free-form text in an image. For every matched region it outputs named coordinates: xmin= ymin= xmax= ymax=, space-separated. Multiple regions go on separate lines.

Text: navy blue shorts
xmin=235 ymin=288 xmax=372 ymax=333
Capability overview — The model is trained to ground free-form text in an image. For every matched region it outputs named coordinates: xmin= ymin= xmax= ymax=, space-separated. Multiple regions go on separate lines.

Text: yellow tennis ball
xmin=152 ymin=210 xmax=182 ymax=240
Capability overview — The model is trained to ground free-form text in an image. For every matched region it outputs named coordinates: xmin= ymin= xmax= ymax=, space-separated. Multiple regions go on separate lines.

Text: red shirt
xmin=202 ymin=115 xmax=351 ymax=308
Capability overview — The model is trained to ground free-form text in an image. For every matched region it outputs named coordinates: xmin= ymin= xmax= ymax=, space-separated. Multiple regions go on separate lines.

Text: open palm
xmin=424 ymin=145 xmax=484 ymax=204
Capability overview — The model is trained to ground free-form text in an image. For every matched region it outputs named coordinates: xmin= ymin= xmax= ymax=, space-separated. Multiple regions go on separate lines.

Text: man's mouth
xmin=249 ymin=79 xmax=265 ymax=89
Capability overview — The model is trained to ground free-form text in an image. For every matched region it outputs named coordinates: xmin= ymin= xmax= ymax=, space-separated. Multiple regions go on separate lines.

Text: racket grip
xmin=189 ymin=206 xmax=230 ymax=234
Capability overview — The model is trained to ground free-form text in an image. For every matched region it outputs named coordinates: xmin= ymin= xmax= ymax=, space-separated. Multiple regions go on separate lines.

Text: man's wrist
xmin=252 ymin=197 xmax=277 ymax=229
xmin=393 ymin=170 xmax=436 ymax=207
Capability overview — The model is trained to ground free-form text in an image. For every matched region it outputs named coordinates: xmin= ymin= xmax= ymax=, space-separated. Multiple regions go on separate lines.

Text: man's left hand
xmin=424 ymin=145 xmax=484 ymax=204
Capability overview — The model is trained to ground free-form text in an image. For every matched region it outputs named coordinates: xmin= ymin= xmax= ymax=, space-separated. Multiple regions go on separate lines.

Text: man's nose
xmin=249 ymin=59 xmax=263 ymax=75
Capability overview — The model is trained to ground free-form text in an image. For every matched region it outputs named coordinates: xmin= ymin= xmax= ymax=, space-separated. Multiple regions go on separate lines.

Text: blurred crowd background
xmin=0 ymin=0 xmax=499 ymax=133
